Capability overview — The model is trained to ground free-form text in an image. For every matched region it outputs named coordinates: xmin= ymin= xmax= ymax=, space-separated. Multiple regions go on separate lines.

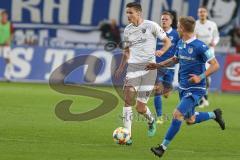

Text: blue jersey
xmin=175 ymin=37 xmax=214 ymax=91
xmin=156 ymin=28 xmax=180 ymax=65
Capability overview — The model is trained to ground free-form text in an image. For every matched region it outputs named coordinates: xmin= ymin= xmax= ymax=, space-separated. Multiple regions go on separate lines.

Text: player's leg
xmin=137 ymin=69 xmax=157 ymax=137
xmin=121 ymin=63 xmax=143 ymax=145
xmin=122 ymin=85 xmax=136 ymax=145
xmin=155 ymin=69 xmax=174 ymax=124
xmin=154 ymin=69 xmax=165 ymax=121
xmin=185 ymin=108 xmax=225 ymax=130
xmin=151 ymin=91 xmax=195 ymax=157
xmin=122 ymin=64 xmax=141 ymax=140
xmin=123 ymin=86 xmax=136 ymax=136
xmin=154 ymin=83 xmax=164 ymax=124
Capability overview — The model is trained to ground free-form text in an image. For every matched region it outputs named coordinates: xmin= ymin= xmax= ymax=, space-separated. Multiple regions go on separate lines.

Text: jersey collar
xmin=185 ymin=36 xmax=196 ymax=44
xmin=166 ymin=27 xmax=173 ymax=34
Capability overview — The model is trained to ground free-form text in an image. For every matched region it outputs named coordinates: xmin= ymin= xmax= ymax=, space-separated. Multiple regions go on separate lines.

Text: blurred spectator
xmin=230 ymin=27 xmax=240 ymax=53
xmin=0 ymin=10 xmax=14 ymax=81
xmin=99 ymin=19 xmax=121 ymax=44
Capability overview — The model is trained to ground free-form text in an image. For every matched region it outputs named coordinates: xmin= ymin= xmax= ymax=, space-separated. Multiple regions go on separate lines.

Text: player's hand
xmin=145 ymin=63 xmax=158 ymax=70
xmin=188 ymin=74 xmax=201 ymax=83
xmin=115 ymin=67 xmax=124 ymax=79
xmin=209 ymin=41 xmax=216 ymax=48
xmin=155 ymin=50 xmax=164 ymax=57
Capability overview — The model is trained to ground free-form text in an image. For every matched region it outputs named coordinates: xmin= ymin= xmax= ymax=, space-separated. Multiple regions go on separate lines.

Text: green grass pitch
xmin=0 ymin=82 xmax=240 ymax=160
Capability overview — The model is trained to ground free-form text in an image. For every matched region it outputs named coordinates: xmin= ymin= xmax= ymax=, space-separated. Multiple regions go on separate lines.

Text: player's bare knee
xmin=124 ymin=86 xmax=136 ymax=106
xmin=124 ymin=98 xmax=135 ymax=106
xmin=136 ymin=101 xmax=146 ymax=114
xmin=172 ymin=109 xmax=184 ymax=121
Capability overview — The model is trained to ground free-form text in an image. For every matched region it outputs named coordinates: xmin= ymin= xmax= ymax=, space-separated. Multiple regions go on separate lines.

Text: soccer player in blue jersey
xmin=146 ymin=16 xmax=225 ymax=158
xmin=154 ymin=11 xmax=180 ymax=124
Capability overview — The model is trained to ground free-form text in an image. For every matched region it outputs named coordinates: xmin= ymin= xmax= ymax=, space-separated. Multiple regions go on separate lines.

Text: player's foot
xmin=156 ymin=116 xmax=164 ymax=124
xmin=213 ymin=108 xmax=225 ymax=130
xmin=126 ymin=138 xmax=133 ymax=145
xmin=151 ymin=145 xmax=165 ymax=157
xmin=148 ymin=120 xmax=156 ymax=137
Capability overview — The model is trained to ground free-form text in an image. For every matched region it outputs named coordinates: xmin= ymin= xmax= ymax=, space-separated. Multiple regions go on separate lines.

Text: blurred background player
xmin=154 ymin=11 xmax=180 ymax=124
xmin=147 ymin=16 xmax=225 ymax=158
xmin=99 ymin=19 xmax=121 ymax=44
xmin=195 ymin=6 xmax=220 ymax=108
xmin=0 ymin=10 xmax=14 ymax=82
xmin=115 ymin=2 xmax=171 ymax=144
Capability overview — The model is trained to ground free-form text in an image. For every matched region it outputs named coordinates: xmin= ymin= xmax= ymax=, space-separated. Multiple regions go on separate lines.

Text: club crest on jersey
xmin=188 ymin=47 xmax=193 ymax=54
xmin=169 ymin=36 xmax=173 ymax=40
xmin=142 ymin=28 xmax=146 ymax=33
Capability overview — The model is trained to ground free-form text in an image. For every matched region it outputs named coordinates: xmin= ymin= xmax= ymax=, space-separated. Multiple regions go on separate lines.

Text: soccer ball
xmin=113 ymin=127 xmax=131 ymax=144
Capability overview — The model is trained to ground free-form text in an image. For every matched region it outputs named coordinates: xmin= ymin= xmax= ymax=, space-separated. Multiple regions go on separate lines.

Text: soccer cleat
xmin=156 ymin=116 xmax=164 ymax=124
xmin=213 ymin=108 xmax=225 ymax=130
xmin=151 ymin=145 xmax=165 ymax=157
xmin=126 ymin=138 xmax=133 ymax=145
xmin=148 ymin=120 xmax=157 ymax=137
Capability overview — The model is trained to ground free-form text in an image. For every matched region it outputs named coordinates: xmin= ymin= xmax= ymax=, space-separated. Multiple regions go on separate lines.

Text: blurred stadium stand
xmin=0 ymin=0 xmax=240 ymax=92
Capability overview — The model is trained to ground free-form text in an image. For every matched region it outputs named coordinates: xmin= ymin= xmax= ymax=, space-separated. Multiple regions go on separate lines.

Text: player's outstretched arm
xmin=155 ymin=37 xmax=171 ymax=57
xmin=145 ymin=56 xmax=178 ymax=70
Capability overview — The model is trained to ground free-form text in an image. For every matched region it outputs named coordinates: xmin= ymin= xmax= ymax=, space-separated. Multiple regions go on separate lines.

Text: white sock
xmin=123 ymin=106 xmax=133 ymax=136
xmin=4 ymin=63 xmax=12 ymax=80
xmin=143 ymin=106 xmax=154 ymax=123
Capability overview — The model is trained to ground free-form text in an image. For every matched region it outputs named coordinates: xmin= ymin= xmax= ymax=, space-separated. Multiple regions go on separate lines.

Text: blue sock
xmin=154 ymin=95 xmax=162 ymax=117
xmin=194 ymin=112 xmax=216 ymax=124
xmin=162 ymin=119 xmax=182 ymax=148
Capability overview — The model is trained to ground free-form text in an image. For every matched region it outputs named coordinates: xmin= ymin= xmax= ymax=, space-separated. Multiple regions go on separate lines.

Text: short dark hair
xmin=161 ymin=11 xmax=174 ymax=20
xmin=179 ymin=16 xmax=196 ymax=33
xmin=1 ymin=10 xmax=8 ymax=15
xmin=126 ymin=2 xmax=142 ymax=12
xmin=199 ymin=6 xmax=208 ymax=11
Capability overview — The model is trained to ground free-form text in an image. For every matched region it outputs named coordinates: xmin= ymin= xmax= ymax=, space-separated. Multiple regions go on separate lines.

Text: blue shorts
xmin=156 ymin=68 xmax=174 ymax=88
xmin=177 ymin=89 xmax=204 ymax=119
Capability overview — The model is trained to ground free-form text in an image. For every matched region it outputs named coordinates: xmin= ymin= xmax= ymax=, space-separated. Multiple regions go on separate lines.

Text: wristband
xmin=199 ymin=73 xmax=206 ymax=80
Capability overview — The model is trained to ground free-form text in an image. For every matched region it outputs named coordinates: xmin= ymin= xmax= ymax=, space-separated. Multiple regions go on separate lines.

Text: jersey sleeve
xmin=152 ymin=22 xmax=167 ymax=40
xmin=199 ymin=43 xmax=215 ymax=63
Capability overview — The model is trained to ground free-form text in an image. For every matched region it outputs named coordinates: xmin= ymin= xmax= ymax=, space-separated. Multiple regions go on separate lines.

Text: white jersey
xmin=195 ymin=20 xmax=220 ymax=46
xmin=124 ymin=20 xmax=166 ymax=63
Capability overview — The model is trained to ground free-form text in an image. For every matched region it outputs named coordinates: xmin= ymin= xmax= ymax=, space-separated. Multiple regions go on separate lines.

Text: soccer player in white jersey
xmin=194 ymin=6 xmax=220 ymax=108
xmin=115 ymin=2 xmax=171 ymax=145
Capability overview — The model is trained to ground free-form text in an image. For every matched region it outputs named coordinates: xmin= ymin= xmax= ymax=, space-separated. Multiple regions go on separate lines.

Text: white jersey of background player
xmin=115 ymin=2 xmax=171 ymax=144
xmin=195 ymin=6 xmax=220 ymax=55
xmin=194 ymin=6 xmax=220 ymax=107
